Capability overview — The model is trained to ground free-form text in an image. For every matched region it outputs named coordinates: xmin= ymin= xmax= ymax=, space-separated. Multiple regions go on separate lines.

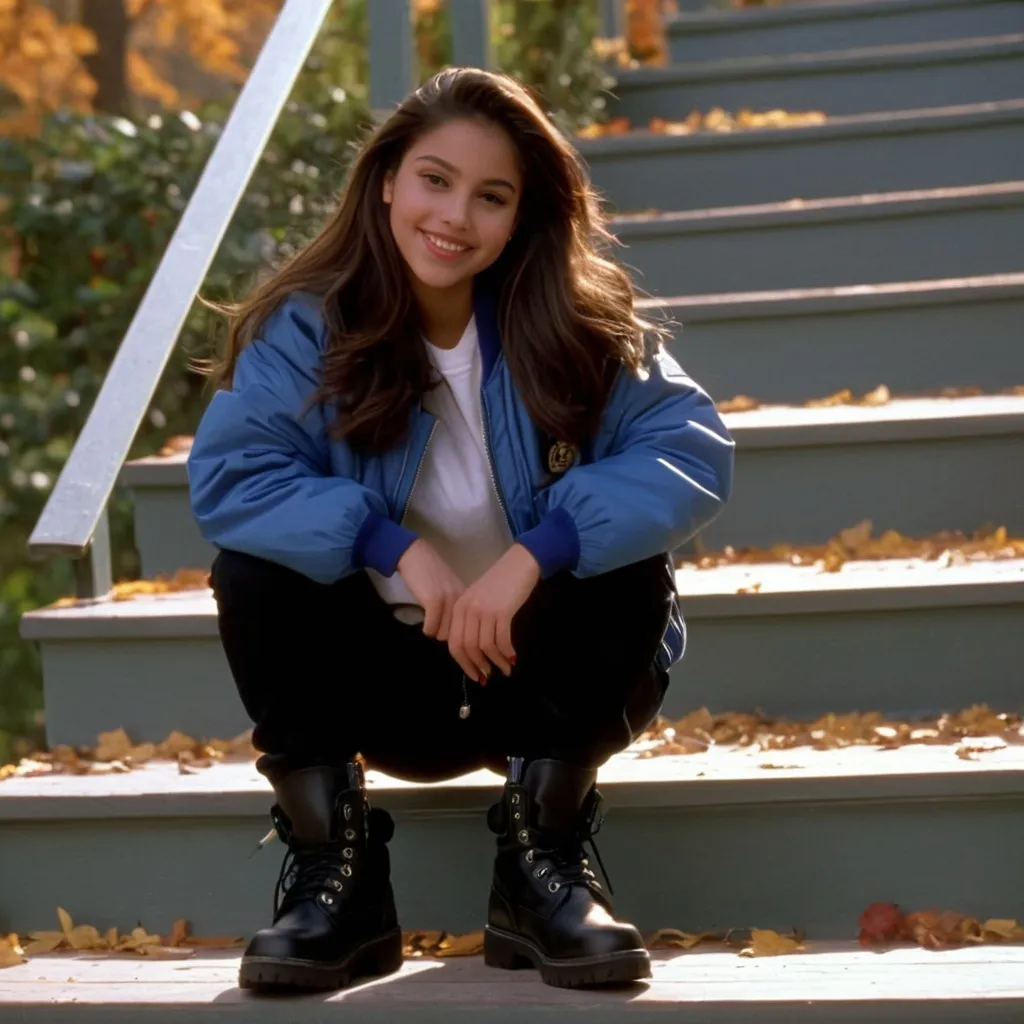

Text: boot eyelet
xmin=517 ymin=829 xmax=530 ymax=845
xmin=342 ymin=848 xmax=354 ymax=859
xmin=344 ymin=804 xmax=353 ymax=821
xmin=319 ymin=893 xmax=335 ymax=906
xmin=548 ymin=881 xmax=561 ymax=893
xmin=344 ymin=828 xmax=357 ymax=840
xmin=513 ymin=812 xmax=521 ymax=821
xmin=511 ymin=793 xmax=520 ymax=805
xmin=525 ymin=850 xmax=534 ymax=864
xmin=329 ymin=879 xmax=343 ymax=891
xmin=341 ymin=864 xmax=353 ymax=877
xmin=534 ymin=867 xmax=547 ymax=879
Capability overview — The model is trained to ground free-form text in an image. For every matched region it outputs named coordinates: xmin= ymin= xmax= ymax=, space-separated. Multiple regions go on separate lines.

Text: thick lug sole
xmin=484 ymin=925 xmax=652 ymax=989
xmin=238 ymin=927 xmax=404 ymax=993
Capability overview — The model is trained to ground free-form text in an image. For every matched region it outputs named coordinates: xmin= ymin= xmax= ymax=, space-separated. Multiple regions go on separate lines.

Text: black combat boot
xmin=238 ymin=761 xmax=403 ymax=992
xmin=483 ymin=757 xmax=651 ymax=988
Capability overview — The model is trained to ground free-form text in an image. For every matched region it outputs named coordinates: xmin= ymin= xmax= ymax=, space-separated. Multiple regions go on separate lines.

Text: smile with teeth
xmin=423 ymin=231 xmax=471 ymax=255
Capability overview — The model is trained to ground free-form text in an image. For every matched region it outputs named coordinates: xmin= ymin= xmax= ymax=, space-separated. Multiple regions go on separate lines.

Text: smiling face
xmin=383 ymin=117 xmax=522 ymax=316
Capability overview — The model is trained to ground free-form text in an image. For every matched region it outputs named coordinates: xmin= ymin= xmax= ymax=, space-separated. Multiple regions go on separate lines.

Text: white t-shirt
xmin=367 ymin=315 xmax=513 ymax=622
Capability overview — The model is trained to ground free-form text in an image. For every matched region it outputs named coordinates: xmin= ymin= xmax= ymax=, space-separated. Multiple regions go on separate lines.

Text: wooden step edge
xmin=615 ymin=32 xmax=1024 ymax=88
xmin=121 ymin=390 xmax=1024 ymax=487
xmin=18 ymin=558 xmax=1024 ymax=639
xmin=4 ymin=943 xmax=1024 ymax=1018
xmin=611 ymin=181 xmax=1024 ymax=236
xmin=668 ymin=0 xmax=993 ymax=35
xmin=724 ymin=393 xmax=1024 ymax=446
xmin=3 ymin=744 xmax=1023 ymax=822
xmin=636 ymin=272 xmax=1024 ymax=320
xmin=576 ymin=99 xmax=1024 ymax=156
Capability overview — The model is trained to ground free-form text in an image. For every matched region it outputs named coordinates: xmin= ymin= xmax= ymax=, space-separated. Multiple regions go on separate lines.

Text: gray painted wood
xmin=449 ymin=0 xmax=491 ymax=70
xmin=19 ymin=558 xmax=1024 ymax=745
xmin=2 ymin=754 xmax=1023 ymax=941
xmin=669 ymin=0 xmax=1024 ymax=64
xmin=612 ymin=182 xmax=1024 ymax=297
xmin=613 ymin=35 xmax=1024 ymax=123
xmin=369 ymin=0 xmax=415 ymax=120
xmin=657 ymin=275 xmax=1024 ymax=405
xmin=578 ymin=99 xmax=1024 ymax=212
xmin=3 ymin=946 xmax=1024 ymax=1022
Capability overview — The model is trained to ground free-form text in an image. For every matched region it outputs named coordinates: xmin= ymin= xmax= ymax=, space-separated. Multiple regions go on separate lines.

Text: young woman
xmin=188 ymin=67 xmax=734 ymax=994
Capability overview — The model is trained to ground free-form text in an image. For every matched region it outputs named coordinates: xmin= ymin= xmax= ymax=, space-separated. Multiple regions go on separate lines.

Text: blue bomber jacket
xmin=187 ymin=286 xmax=735 ymax=671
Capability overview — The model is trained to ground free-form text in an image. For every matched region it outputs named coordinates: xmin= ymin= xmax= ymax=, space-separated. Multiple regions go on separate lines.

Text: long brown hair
xmin=212 ymin=66 xmax=664 ymax=453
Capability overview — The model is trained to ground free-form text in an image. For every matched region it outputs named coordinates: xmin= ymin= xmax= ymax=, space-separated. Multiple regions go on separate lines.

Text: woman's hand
xmin=396 ymin=539 xmax=466 ymax=641
xmin=449 ymin=544 xmax=541 ymax=682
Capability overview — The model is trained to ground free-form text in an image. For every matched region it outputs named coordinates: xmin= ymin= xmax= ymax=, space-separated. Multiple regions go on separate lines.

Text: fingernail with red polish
xmin=479 ymin=674 xmax=488 ymax=687
xmin=509 ymin=655 xmax=517 ymax=667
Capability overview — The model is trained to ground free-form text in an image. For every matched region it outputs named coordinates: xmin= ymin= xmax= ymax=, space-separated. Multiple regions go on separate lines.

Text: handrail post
xmin=369 ymin=0 xmax=416 ymax=121
xmin=73 ymin=507 xmax=112 ymax=599
xmin=450 ymin=0 xmax=492 ymax=70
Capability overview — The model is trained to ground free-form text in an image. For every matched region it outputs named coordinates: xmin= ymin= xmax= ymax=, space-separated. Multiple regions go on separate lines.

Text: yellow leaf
xmin=434 ymin=930 xmax=485 ymax=957
xmin=739 ymin=928 xmax=806 ymax=957
xmin=861 ymin=384 xmax=891 ymax=406
xmin=168 ymin=919 xmax=189 ymax=947
xmin=981 ymin=919 xmax=1023 ymax=941
xmin=105 ymin=926 xmax=119 ymax=949
xmin=67 ymin=925 xmax=106 ymax=951
xmin=57 ymin=907 xmax=74 ymax=942
xmin=115 ymin=926 xmax=162 ymax=952
xmin=23 ymin=932 xmax=65 ymax=955
xmin=0 ymin=935 xmax=26 ymax=968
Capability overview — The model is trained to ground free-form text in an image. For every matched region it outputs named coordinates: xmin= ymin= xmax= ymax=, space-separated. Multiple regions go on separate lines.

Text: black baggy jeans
xmin=210 ymin=548 xmax=677 ymax=782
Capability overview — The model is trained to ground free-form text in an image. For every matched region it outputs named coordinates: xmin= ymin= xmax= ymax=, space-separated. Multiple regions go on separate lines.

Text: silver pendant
xmin=459 ymin=703 xmax=471 ymax=720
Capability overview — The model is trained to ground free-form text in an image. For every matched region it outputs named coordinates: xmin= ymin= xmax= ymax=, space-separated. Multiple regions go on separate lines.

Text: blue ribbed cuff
xmin=516 ymin=508 xmax=580 ymax=578
xmin=352 ymin=512 xmax=418 ymax=577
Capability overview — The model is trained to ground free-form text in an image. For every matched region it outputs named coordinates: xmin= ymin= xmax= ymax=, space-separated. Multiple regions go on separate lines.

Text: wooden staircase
xmin=4 ymin=0 xmax=1024 ymax=1018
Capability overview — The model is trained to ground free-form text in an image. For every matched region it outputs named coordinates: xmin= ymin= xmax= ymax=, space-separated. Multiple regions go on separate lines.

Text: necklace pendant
xmin=459 ymin=702 xmax=471 ymax=720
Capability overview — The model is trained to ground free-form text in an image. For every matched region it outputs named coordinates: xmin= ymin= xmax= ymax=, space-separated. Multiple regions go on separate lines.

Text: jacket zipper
xmin=479 ymin=393 xmax=513 ymax=535
xmin=401 ymin=420 xmax=437 ymax=523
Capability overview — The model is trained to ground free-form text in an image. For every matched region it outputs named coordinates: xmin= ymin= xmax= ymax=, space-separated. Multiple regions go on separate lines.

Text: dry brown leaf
xmin=0 ymin=935 xmax=26 ymax=969
xmin=645 ymin=927 xmax=720 ymax=950
xmin=719 ymin=394 xmax=760 ymax=413
xmin=739 ymin=928 xmax=806 ymax=957
xmin=168 ymin=919 xmax=189 ymax=947
xmin=904 ymin=910 xmax=981 ymax=949
xmin=95 ymin=728 xmax=133 ymax=762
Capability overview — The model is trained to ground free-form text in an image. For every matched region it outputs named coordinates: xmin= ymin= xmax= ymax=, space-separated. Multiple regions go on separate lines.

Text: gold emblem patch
xmin=547 ymin=441 xmax=577 ymax=474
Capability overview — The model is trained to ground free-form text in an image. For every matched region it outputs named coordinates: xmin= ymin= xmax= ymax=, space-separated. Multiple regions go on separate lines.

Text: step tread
xmin=638 ymin=271 xmax=1024 ymax=316
xmin=618 ymin=31 xmax=1024 ymax=85
xmin=3 ymin=741 xmax=1023 ymax=820
xmin=2 ymin=943 xmax=1023 ymax=1017
xmin=577 ymin=98 xmax=1024 ymax=155
xmin=669 ymin=0 xmax=998 ymax=33
xmin=123 ymin=393 xmax=1024 ymax=487
xmin=612 ymin=180 xmax=1024 ymax=233
xmin=19 ymin=557 xmax=1024 ymax=637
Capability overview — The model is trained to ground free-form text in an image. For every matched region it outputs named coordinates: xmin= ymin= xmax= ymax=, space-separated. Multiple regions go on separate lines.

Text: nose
xmin=440 ymin=188 xmax=471 ymax=231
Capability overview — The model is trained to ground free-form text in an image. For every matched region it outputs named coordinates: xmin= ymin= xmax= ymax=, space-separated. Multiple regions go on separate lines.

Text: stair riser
xmin=613 ymin=49 xmax=1024 ymax=124
xmin=663 ymin=292 xmax=1024 ymax=406
xmin=2 ymin=795 xmax=1021 ymax=940
xmin=670 ymin=2 xmax=1024 ymax=63
xmin=581 ymin=115 xmax=1024 ymax=212
xmin=33 ymin=595 xmax=1024 ymax=749
xmin=617 ymin=200 xmax=1024 ymax=296
xmin=710 ymin=430 xmax=1023 ymax=549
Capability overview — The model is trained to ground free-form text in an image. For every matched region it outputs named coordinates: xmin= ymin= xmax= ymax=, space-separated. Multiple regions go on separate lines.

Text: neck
xmin=413 ymin=276 xmax=473 ymax=350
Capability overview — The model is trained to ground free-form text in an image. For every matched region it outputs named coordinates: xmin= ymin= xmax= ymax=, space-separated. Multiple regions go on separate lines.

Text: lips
xmin=420 ymin=230 xmax=472 ymax=260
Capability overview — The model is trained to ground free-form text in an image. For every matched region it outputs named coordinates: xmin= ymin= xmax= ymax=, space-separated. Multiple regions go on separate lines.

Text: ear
xmin=382 ymin=172 xmax=394 ymax=205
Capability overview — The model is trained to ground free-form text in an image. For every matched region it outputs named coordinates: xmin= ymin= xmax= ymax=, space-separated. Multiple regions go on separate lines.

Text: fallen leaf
xmin=739 ymin=928 xmax=806 ymax=957
xmin=904 ymin=910 xmax=981 ymax=949
xmin=67 ymin=925 xmax=107 ymax=951
xmin=57 ymin=907 xmax=74 ymax=943
xmin=980 ymin=919 xmax=1024 ymax=941
xmin=645 ymin=927 xmax=720 ymax=950
xmin=435 ymin=930 xmax=485 ymax=957
xmin=858 ymin=902 xmax=904 ymax=945
xmin=168 ymin=919 xmax=189 ymax=947
xmin=95 ymin=729 xmax=133 ymax=762
xmin=23 ymin=932 xmax=65 ymax=955
xmin=0 ymin=935 xmax=26 ymax=968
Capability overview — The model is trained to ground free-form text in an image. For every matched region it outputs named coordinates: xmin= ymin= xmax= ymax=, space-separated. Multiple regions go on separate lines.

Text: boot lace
xmin=275 ymin=845 xmax=349 ymax=915
xmin=530 ymin=793 xmax=614 ymax=897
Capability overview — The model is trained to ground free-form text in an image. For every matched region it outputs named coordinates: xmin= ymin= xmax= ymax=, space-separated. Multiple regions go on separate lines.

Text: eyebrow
xmin=415 ymin=154 xmax=518 ymax=193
